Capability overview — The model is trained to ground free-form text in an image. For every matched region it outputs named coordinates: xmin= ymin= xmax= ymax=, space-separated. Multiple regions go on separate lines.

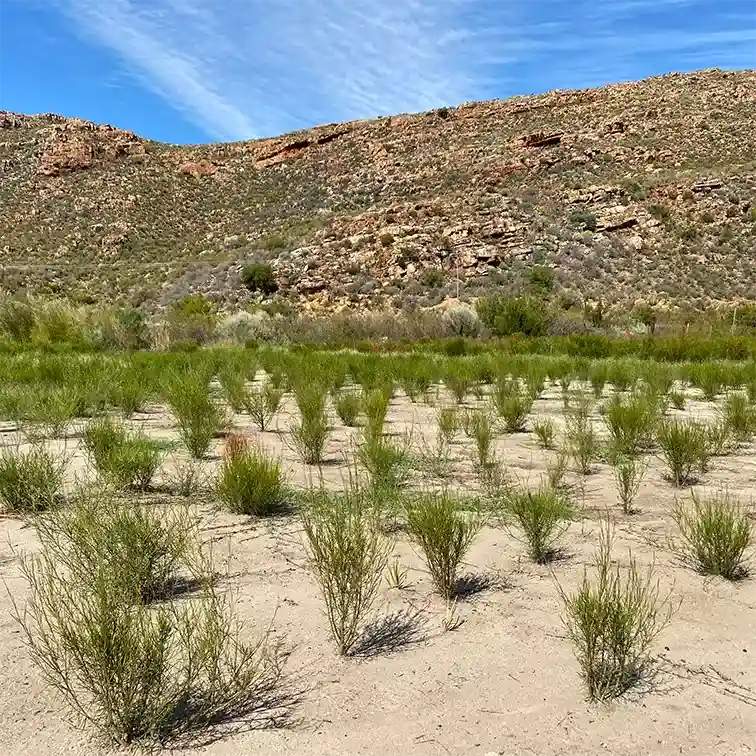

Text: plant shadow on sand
xmin=352 ymin=608 xmax=429 ymax=658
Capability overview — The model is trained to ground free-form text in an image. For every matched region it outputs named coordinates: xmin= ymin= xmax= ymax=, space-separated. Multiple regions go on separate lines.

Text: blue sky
xmin=1 ymin=0 xmax=754 ymax=144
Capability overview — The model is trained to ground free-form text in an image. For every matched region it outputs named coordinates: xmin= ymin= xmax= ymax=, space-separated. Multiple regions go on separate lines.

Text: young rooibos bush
xmin=216 ymin=445 xmax=286 ymax=517
xmin=672 ymin=491 xmax=752 ymax=580
xmin=333 ymin=390 xmax=362 ymax=427
xmin=613 ymin=455 xmax=647 ymax=514
xmin=533 ymin=418 xmax=556 ymax=449
xmin=558 ymin=524 xmax=675 ymax=701
xmin=302 ymin=492 xmax=390 ymax=655
xmin=405 ymin=492 xmax=481 ymax=598
xmin=244 ymin=382 xmax=284 ymax=431
xmin=656 ymin=419 xmax=708 ymax=486
xmin=290 ymin=385 xmax=330 ymax=465
xmin=0 ymin=445 xmax=64 ymax=514
xmin=505 ymin=486 xmax=574 ymax=563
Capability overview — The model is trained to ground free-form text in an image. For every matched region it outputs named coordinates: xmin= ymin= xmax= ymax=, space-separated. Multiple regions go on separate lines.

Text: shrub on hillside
xmin=241 ymin=263 xmax=278 ymax=295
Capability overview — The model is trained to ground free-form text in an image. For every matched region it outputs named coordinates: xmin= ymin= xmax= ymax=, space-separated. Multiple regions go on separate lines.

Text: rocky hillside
xmin=1 ymin=68 xmax=755 ymax=314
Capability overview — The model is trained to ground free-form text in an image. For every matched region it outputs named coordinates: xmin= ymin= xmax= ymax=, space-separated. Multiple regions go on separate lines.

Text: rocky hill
xmin=1 ymin=68 xmax=755 ymax=315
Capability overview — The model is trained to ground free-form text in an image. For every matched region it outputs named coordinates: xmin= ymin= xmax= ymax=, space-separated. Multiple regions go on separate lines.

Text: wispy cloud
xmin=51 ymin=0 xmax=756 ymax=141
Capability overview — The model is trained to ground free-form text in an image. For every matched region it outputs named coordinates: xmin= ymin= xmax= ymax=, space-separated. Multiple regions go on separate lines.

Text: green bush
xmin=505 ymin=486 xmax=574 ymax=562
xmin=333 ymin=390 xmax=362 ymax=426
xmin=672 ymin=491 xmax=751 ymax=580
xmin=241 ymin=263 xmax=278 ymax=295
xmin=656 ymin=419 xmax=708 ymax=486
xmin=0 ymin=446 xmax=64 ymax=514
xmin=302 ymin=491 xmax=390 ymax=654
xmin=405 ymin=492 xmax=481 ymax=598
xmin=476 ymin=296 xmax=549 ymax=337
xmin=558 ymin=524 xmax=674 ymax=701
xmin=216 ymin=445 xmax=286 ymax=516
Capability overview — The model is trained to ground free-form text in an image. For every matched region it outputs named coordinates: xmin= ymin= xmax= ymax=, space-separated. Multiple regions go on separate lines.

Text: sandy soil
xmin=1 ymin=385 xmax=755 ymax=756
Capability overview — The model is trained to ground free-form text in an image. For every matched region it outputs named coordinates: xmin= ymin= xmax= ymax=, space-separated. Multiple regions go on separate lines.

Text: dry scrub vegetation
xmin=0 ymin=347 xmax=755 ymax=755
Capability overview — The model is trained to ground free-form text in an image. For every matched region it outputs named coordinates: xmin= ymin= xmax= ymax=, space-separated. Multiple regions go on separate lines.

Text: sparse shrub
xmin=656 ymin=419 xmax=708 ymax=486
xmin=533 ymin=418 xmax=556 ymax=449
xmin=602 ymin=393 xmax=660 ymax=457
xmin=356 ymin=431 xmax=412 ymax=493
xmin=244 ymin=382 xmax=284 ymax=431
xmin=443 ymin=365 xmax=475 ymax=404
xmin=405 ymin=492 xmax=481 ymax=598
xmin=302 ymin=491 xmax=390 ymax=654
xmin=216 ymin=444 xmax=286 ymax=516
xmin=705 ymin=419 xmax=731 ymax=457
xmin=566 ymin=404 xmax=598 ymax=475
xmin=569 ymin=208 xmax=598 ymax=231
xmin=463 ymin=408 xmax=497 ymax=470
xmin=492 ymin=378 xmax=532 ymax=432
xmin=504 ymin=486 xmax=574 ymax=562
xmin=558 ymin=524 xmax=675 ymax=701
xmin=0 ymin=295 xmax=36 ymax=341
xmin=379 ymin=232 xmax=395 ymax=247
xmin=669 ymin=390 xmax=686 ymax=410
xmin=106 ymin=436 xmax=164 ymax=491
xmin=546 ymin=449 xmax=569 ymax=489
xmin=437 ymin=406 xmax=459 ymax=445
xmin=333 ymin=390 xmax=362 ymax=427
xmin=613 ymin=455 xmax=647 ymax=514
xmin=15 ymin=522 xmax=280 ymax=744
xmin=720 ymin=391 xmax=756 ymax=443
xmin=529 ymin=265 xmax=555 ymax=295
xmin=0 ymin=445 xmax=64 ymax=514
xmin=362 ymin=387 xmax=391 ymax=438
xmin=241 ymin=263 xmax=278 ymax=295
xmin=420 ymin=268 xmax=445 ymax=288
xmin=164 ymin=372 xmax=227 ymax=459
xmin=444 ymin=306 xmax=481 ymax=337
xmin=672 ymin=491 xmax=752 ymax=580
xmin=290 ymin=386 xmax=330 ymax=465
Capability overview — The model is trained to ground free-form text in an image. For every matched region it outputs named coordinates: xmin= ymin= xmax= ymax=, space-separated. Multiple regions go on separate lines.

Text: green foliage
xmin=558 ymin=524 xmax=674 ymax=701
xmin=244 ymin=382 xmax=284 ymax=431
xmin=504 ymin=486 xmax=574 ymax=562
xmin=356 ymin=433 xmax=412 ymax=493
xmin=492 ymin=379 xmax=533 ymax=433
xmin=613 ymin=455 xmax=647 ymax=514
xmin=565 ymin=401 xmax=598 ymax=475
xmin=290 ymin=385 xmax=330 ymax=464
xmin=656 ymin=419 xmax=709 ymax=486
xmin=476 ymin=296 xmax=549 ymax=337
xmin=241 ymin=263 xmax=278 ymax=295
xmin=462 ymin=408 xmax=497 ymax=470
xmin=568 ymin=208 xmax=598 ymax=231
xmin=672 ymin=491 xmax=752 ymax=580
xmin=720 ymin=391 xmax=756 ymax=443
xmin=301 ymin=491 xmax=390 ymax=654
xmin=602 ymin=392 xmax=660 ymax=457
xmin=216 ymin=444 xmax=286 ymax=516
xmin=533 ymin=417 xmax=556 ymax=449
xmin=529 ymin=265 xmax=555 ymax=295
xmin=0 ymin=445 xmax=64 ymax=513
xmin=420 ymin=268 xmax=446 ymax=288
xmin=333 ymin=390 xmax=362 ymax=427
xmin=405 ymin=492 xmax=481 ymax=598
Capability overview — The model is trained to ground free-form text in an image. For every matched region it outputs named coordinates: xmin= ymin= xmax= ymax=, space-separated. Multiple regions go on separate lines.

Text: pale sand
xmin=1 ymin=386 xmax=754 ymax=756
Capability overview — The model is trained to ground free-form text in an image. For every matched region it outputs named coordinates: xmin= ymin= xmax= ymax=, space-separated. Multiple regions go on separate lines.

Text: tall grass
xmin=558 ymin=523 xmax=675 ymax=701
xmin=672 ymin=491 xmax=752 ymax=580
xmin=405 ymin=492 xmax=481 ymax=598
xmin=301 ymin=491 xmax=390 ymax=654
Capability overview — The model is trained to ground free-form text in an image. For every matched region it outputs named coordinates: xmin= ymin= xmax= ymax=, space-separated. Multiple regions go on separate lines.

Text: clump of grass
xmin=533 ymin=418 xmax=556 ymax=449
xmin=244 ymin=382 xmax=284 ymax=431
xmin=704 ymin=419 xmax=731 ymax=457
xmin=558 ymin=523 xmax=675 ymax=701
xmin=301 ymin=491 xmax=390 ymax=655
xmin=546 ymin=449 xmax=569 ymax=489
xmin=669 ymin=390 xmax=686 ymax=411
xmin=290 ymin=386 xmax=330 ymax=465
xmin=22 ymin=386 xmax=81 ymax=440
xmin=492 ymin=378 xmax=532 ymax=433
xmin=656 ymin=419 xmax=709 ymax=486
xmin=504 ymin=486 xmax=574 ymax=563
xmin=386 ymin=556 xmax=409 ymax=589
xmin=0 ymin=445 xmax=65 ymax=513
xmin=333 ymin=390 xmax=362 ymax=427
xmin=672 ymin=491 xmax=752 ymax=580
xmin=443 ymin=366 xmax=474 ymax=404
xmin=164 ymin=372 xmax=227 ymax=459
xmin=405 ymin=492 xmax=481 ymax=598
xmin=613 ymin=455 xmax=647 ymax=514
xmin=216 ymin=444 xmax=286 ymax=517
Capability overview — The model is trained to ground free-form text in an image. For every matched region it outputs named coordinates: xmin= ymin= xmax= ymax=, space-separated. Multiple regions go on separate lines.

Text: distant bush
xmin=168 ymin=295 xmax=217 ymax=347
xmin=529 ymin=265 xmax=555 ymax=295
xmin=0 ymin=295 xmax=35 ymax=341
xmin=420 ymin=268 xmax=445 ymax=288
xmin=569 ymin=208 xmax=598 ymax=231
xmin=443 ymin=305 xmax=480 ymax=337
xmin=241 ymin=263 xmax=278 ymax=295
xmin=476 ymin=295 xmax=549 ymax=337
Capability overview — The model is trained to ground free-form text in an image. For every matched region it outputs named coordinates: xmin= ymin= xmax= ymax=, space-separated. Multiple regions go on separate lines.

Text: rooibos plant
xmin=290 ymin=385 xmax=330 ymax=465
xmin=672 ymin=491 xmax=752 ymax=580
xmin=558 ymin=523 xmax=675 ymax=701
xmin=302 ymin=491 xmax=390 ymax=655
xmin=333 ymin=390 xmax=362 ymax=427
xmin=612 ymin=455 xmax=648 ymax=514
xmin=602 ymin=393 xmax=659 ymax=457
xmin=216 ymin=444 xmax=286 ymax=517
xmin=533 ymin=418 xmax=556 ymax=449
xmin=656 ymin=419 xmax=708 ymax=486
xmin=0 ymin=445 xmax=64 ymax=514
xmin=244 ymin=382 xmax=284 ymax=432
xmin=504 ymin=486 xmax=574 ymax=563
xmin=356 ymin=432 xmax=412 ymax=493
xmin=405 ymin=492 xmax=481 ymax=598
xmin=720 ymin=391 xmax=756 ymax=444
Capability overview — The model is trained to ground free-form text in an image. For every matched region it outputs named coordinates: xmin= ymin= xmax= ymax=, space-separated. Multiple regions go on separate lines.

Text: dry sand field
xmin=1 ymin=384 xmax=754 ymax=756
